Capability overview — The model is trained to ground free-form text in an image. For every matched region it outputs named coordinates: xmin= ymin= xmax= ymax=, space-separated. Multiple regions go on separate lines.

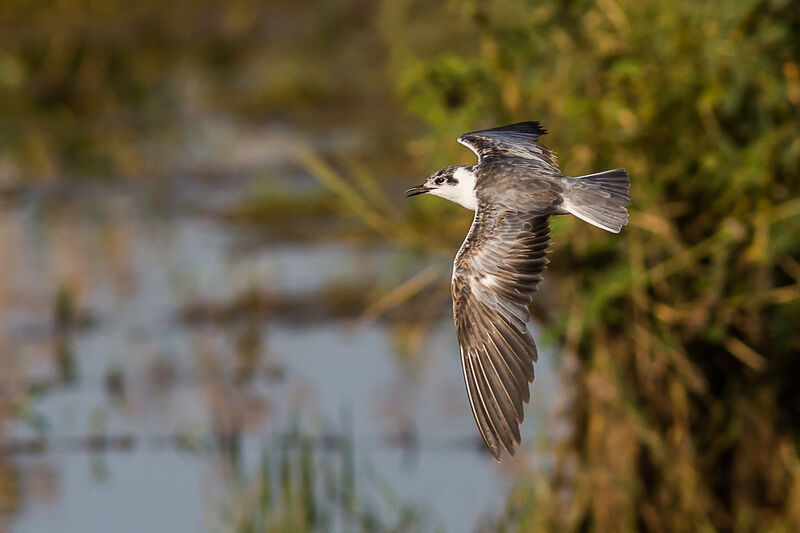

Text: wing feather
xmin=452 ymin=206 xmax=551 ymax=460
xmin=458 ymin=121 xmax=559 ymax=169
xmin=479 ymin=344 xmax=523 ymax=442
xmin=474 ymin=353 xmax=517 ymax=451
xmin=462 ymin=350 xmax=502 ymax=457
xmin=464 ymin=302 xmax=523 ymax=437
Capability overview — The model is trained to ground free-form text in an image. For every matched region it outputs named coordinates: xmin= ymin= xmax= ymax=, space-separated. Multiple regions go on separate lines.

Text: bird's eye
xmin=434 ymin=177 xmax=446 ymax=185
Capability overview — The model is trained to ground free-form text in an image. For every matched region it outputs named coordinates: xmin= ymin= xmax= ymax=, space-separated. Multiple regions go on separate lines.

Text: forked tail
xmin=562 ymin=168 xmax=630 ymax=233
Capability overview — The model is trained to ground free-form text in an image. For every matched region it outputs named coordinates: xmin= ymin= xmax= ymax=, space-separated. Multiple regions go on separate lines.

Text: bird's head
xmin=405 ymin=165 xmax=472 ymax=204
xmin=405 ymin=165 xmax=478 ymax=210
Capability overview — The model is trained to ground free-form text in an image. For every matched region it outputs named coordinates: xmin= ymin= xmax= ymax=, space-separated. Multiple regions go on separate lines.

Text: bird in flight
xmin=405 ymin=121 xmax=630 ymax=460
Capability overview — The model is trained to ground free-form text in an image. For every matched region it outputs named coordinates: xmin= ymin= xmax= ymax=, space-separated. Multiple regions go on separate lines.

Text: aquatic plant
xmin=219 ymin=423 xmax=435 ymax=533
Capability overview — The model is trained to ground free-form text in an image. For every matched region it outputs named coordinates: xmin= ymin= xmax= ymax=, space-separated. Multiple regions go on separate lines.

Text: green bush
xmin=383 ymin=0 xmax=800 ymax=530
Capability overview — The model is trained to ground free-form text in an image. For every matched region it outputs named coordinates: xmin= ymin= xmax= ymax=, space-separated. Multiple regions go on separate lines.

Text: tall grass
xmin=369 ymin=0 xmax=800 ymax=531
xmin=219 ymin=426 xmax=435 ymax=533
xmin=295 ymin=0 xmax=800 ymax=530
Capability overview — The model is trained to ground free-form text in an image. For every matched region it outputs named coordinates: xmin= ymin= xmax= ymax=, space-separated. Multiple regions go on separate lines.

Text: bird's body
xmin=406 ymin=122 xmax=630 ymax=460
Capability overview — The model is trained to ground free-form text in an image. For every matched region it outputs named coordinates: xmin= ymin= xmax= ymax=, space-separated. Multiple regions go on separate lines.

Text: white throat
xmin=431 ymin=166 xmax=478 ymax=210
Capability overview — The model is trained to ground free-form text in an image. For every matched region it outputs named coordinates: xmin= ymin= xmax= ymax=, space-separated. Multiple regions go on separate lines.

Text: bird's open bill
xmin=405 ymin=185 xmax=430 ymax=197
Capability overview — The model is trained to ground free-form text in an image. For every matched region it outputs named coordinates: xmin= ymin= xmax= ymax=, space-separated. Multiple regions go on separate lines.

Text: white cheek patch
xmin=447 ymin=167 xmax=478 ymax=210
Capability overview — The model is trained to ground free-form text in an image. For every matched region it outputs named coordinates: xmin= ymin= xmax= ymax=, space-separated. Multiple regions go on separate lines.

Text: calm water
xmin=0 ymin=166 xmax=558 ymax=532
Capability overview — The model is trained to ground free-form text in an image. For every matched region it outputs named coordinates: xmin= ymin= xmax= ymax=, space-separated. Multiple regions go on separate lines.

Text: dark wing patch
xmin=458 ymin=121 xmax=559 ymax=168
xmin=451 ymin=205 xmax=551 ymax=460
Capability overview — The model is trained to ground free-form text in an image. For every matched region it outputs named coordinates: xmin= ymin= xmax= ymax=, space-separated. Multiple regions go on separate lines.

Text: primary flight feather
xmin=405 ymin=121 xmax=631 ymax=460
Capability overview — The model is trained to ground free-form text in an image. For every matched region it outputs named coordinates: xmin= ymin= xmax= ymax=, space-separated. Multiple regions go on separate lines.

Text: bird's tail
xmin=562 ymin=168 xmax=630 ymax=233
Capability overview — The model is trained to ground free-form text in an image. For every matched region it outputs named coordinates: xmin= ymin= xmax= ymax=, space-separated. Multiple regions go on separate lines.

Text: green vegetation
xmin=0 ymin=0 xmax=400 ymax=179
xmin=302 ymin=0 xmax=800 ymax=530
xmin=375 ymin=1 xmax=800 ymax=531
xmin=219 ymin=428 xmax=435 ymax=533
xmin=3 ymin=0 xmax=799 ymax=531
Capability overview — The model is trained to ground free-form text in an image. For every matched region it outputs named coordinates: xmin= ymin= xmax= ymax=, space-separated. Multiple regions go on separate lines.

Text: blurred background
xmin=1 ymin=0 xmax=799 ymax=531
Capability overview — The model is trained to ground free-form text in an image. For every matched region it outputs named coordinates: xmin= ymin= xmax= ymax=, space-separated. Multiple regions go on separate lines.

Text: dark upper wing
xmin=451 ymin=203 xmax=552 ymax=460
xmin=458 ymin=121 xmax=559 ymax=169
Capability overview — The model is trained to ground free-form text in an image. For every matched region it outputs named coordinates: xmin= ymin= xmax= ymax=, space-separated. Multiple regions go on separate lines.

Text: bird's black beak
xmin=405 ymin=184 xmax=430 ymax=197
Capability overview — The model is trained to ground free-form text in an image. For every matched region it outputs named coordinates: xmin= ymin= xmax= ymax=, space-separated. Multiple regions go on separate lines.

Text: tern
xmin=405 ymin=121 xmax=630 ymax=460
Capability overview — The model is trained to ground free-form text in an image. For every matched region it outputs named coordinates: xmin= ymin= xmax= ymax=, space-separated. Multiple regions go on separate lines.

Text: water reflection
xmin=0 ymin=176 xmax=556 ymax=532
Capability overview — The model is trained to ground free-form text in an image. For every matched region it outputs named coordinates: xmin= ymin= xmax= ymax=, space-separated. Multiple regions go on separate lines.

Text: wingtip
xmin=519 ymin=120 xmax=548 ymax=136
xmin=488 ymin=442 xmax=519 ymax=462
xmin=463 ymin=120 xmax=549 ymax=137
xmin=486 ymin=440 xmax=504 ymax=462
xmin=502 ymin=120 xmax=548 ymax=137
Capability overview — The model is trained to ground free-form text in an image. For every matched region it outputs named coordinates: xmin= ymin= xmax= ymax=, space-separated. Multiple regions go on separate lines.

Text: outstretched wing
xmin=458 ymin=121 xmax=558 ymax=169
xmin=451 ymin=203 xmax=552 ymax=460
